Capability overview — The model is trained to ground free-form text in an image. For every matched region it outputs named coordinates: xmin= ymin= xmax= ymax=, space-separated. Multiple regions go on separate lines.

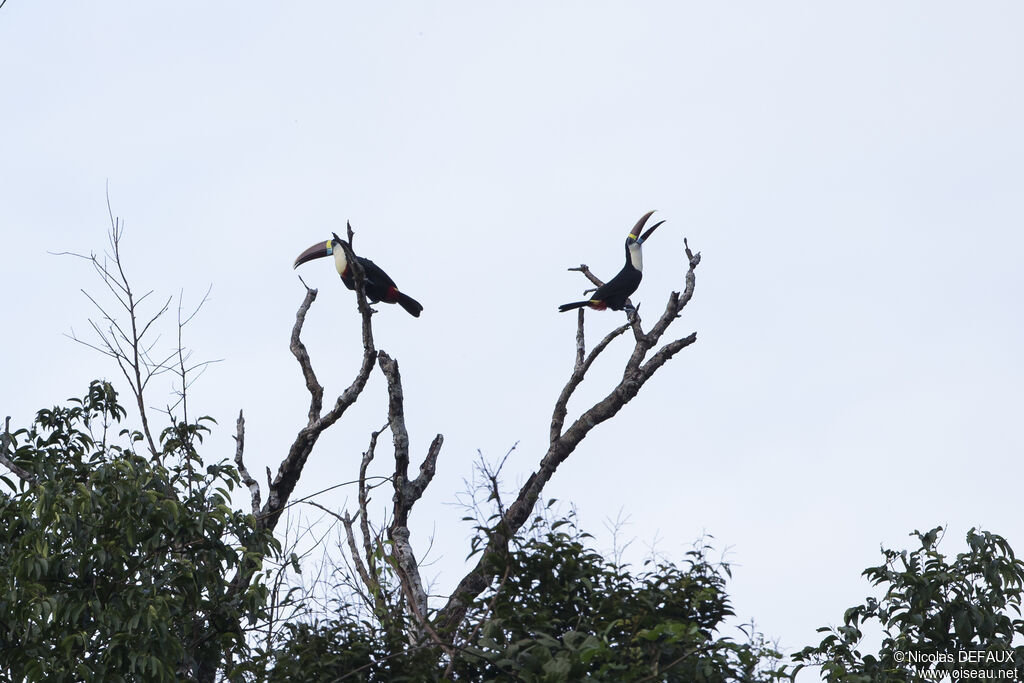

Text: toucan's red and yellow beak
xmin=293 ymin=239 xmax=336 ymax=269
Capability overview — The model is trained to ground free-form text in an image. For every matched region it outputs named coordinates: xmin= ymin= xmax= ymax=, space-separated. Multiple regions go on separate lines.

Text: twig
xmin=568 ymin=264 xmax=605 ymax=289
xmin=358 ymin=424 xmax=387 ymax=588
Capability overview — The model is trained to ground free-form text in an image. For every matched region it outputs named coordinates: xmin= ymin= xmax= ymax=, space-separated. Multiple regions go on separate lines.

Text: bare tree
xmin=53 ymin=192 xmax=219 ymax=462
xmin=239 ymin=220 xmax=702 ymax=655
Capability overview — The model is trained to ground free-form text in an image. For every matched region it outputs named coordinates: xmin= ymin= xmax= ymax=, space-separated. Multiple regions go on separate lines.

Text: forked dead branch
xmin=246 ymin=225 xmax=379 ymax=534
xmin=434 ymin=239 xmax=701 ymax=635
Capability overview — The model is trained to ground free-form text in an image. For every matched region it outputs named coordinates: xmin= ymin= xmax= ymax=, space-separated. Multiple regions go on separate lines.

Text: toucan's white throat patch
xmin=333 ymin=246 xmax=348 ymax=275
xmin=628 ymin=243 xmax=643 ymax=271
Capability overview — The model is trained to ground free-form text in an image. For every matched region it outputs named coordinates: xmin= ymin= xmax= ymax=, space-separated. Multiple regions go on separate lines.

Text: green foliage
xmin=256 ymin=511 xmax=783 ymax=682
xmin=793 ymin=526 xmax=1024 ymax=682
xmin=0 ymin=381 xmax=278 ymax=682
xmin=255 ymin=612 xmax=440 ymax=683
xmin=453 ymin=513 xmax=783 ymax=682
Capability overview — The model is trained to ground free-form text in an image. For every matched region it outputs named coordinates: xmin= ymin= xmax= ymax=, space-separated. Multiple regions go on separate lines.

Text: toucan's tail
xmin=558 ymin=301 xmax=589 ymax=313
xmin=397 ymin=292 xmax=423 ymax=317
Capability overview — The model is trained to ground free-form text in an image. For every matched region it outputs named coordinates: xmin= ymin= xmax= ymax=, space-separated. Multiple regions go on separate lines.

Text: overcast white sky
xmin=3 ymin=2 xmax=1023 ymax=676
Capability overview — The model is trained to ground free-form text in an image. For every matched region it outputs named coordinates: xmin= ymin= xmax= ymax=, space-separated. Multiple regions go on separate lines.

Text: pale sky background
xmin=3 ymin=2 xmax=1023 ymax=677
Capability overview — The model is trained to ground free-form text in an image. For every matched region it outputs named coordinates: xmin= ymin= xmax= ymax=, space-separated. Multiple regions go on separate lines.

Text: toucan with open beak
xmin=558 ymin=210 xmax=664 ymax=313
xmin=294 ymin=232 xmax=424 ymax=317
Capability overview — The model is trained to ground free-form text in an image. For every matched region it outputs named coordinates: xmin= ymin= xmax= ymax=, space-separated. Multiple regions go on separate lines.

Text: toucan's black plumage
xmin=294 ymin=230 xmax=423 ymax=317
xmin=558 ymin=211 xmax=664 ymax=313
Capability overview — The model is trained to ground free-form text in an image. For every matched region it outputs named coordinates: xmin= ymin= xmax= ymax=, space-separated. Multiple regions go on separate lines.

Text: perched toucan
xmin=294 ymin=232 xmax=424 ymax=317
xmin=558 ymin=211 xmax=664 ymax=313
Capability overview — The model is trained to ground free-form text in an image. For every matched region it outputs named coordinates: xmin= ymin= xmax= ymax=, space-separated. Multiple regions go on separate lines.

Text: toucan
xmin=294 ymin=232 xmax=424 ymax=317
xmin=558 ymin=211 xmax=664 ymax=313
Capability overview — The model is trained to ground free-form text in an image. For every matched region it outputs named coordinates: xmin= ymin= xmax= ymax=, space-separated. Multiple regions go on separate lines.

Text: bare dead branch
xmin=376 ymin=352 xmax=443 ymax=527
xmin=167 ymin=288 xmax=208 ymax=448
xmin=377 ymin=351 xmax=431 ymax=631
xmin=378 ymin=352 xmax=411 ymax=521
xmin=434 ymin=239 xmax=701 ymax=636
xmin=65 ymin=329 xmax=120 ymax=360
xmin=388 ymin=546 xmax=455 ymax=657
xmin=137 ymin=293 xmax=174 ymax=341
xmin=407 ymin=434 xmax=443 ymax=507
xmin=478 ymin=445 xmax=516 ymax=521
xmin=113 ymin=239 xmax=158 ymax=456
xmin=549 ymin=321 xmax=630 ymax=444
xmin=78 ymin=288 xmax=132 ymax=347
xmin=293 ymin=498 xmax=379 ymax=617
xmin=179 ymin=284 xmax=213 ymax=328
xmin=574 ymin=308 xmax=586 ymax=371
xmin=568 ymin=264 xmax=605 ymax=289
xmin=261 ymin=234 xmax=378 ymax=534
xmin=289 ymin=284 xmax=324 ymax=425
xmin=341 ymin=510 xmax=384 ymax=617
xmin=358 ymin=425 xmax=387 ymax=589
xmin=234 ymin=410 xmax=260 ymax=512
